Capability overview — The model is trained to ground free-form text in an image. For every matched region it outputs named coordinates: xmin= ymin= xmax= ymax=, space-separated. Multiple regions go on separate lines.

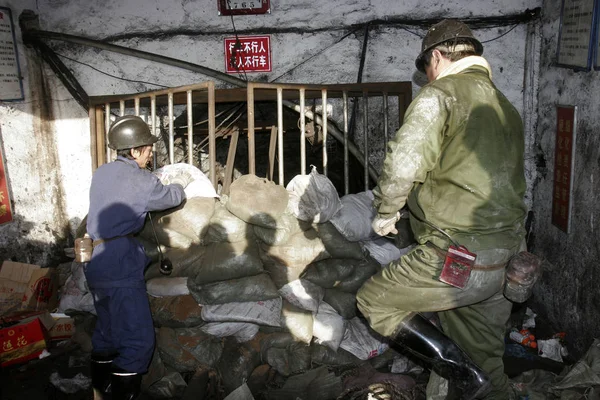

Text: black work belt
xmin=92 ymin=234 xmax=135 ymax=247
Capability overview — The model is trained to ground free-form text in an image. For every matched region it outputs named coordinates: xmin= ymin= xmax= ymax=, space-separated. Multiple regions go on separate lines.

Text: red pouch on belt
xmin=439 ymin=245 xmax=477 ymax=289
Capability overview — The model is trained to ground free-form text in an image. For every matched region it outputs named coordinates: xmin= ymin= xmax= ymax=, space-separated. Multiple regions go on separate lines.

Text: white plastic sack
xmin=147 ymin=277 xmax=190 ymax=297
xmin=278 ymin=279 xmax=324 ymax=313
xmin=153 ymin=163 xmax=218 ymax=199
xmin=286 ymin=166 xmax=342 ymax=223
xmin=330 ymin=191 xmax=378 ymax=242
xmin=312 ymin=302 xmax=346 ymax=352
xmin=201 ymin=322 xmax=259 ymax=343
xmin=201 ymin=297 xmax=282 ymax=327
xmin=339 ymin=317 xmax=389 ymax=360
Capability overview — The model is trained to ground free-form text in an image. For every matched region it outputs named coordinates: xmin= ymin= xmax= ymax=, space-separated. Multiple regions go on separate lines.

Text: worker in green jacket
xmin=356 ymin=19 xmax=527 ymax=400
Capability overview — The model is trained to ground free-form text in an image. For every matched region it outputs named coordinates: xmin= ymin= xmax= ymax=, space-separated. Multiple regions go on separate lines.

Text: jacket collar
xmin=436 ymin=56 xmax=492 ymax=81
xmin=116 ymin=155 xmax=140 ymax=169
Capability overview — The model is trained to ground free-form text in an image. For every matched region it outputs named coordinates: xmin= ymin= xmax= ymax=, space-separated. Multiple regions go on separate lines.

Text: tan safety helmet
xmin=415 ymin=19 xmax=483 ymax=73
xmin=107 ymin=115 xmax=158 ymax=150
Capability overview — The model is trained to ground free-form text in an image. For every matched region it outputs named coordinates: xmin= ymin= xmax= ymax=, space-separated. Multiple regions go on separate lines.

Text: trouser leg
xmin=438 ymin=290 xmax=514 ymax=400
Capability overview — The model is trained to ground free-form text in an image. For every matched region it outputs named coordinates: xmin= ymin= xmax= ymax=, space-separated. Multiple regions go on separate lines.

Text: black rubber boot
xmin=111 ymin=367 xmax=142 ymax=400
xmin=91 ymin=353 xmax=115 ymax=400
xmin=390 ymin=314 xmax=491 ymax=400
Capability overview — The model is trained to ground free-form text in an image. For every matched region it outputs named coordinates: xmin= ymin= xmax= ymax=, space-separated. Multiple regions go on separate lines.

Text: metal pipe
xmin=134 ymin=98 xmax=140 ymax=116
xmin=277 ymin=88 xmax=284 ymax=185
xmin=187 ymin=90 xmax=193 ymax=165
xmin=104 ymin=103 xmax=111 ymax=162
xmin=151 ymin=95 xmax=157 ymax=168
xmin=299 ymin=89 xmax=306 ymax=175
xmin=363 ymin=93 xmax=369 ymax=190
xmin=119 ymin=100 xmax=125 ymax=116
xmin=247 ymin=83 xmax=256 ymax=175
xmin=208 ymin=83 xmax=217 ymax=188
xmin=321 ymin=89 xmax=328 ymax=176
xmin=168 ymin=92 xmax=174 ymax=164
xmin=343 ymin=91 xmax=349 ymax=195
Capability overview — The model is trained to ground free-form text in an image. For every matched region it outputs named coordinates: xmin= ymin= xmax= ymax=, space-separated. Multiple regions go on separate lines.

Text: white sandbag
xmin=58 ymin=275 xmax=96 ymax=315
xmin=204 ymin=199 xmax=249 ymax=244
xmin=360 ymin=238 xmax=415 ymax=266
xmin=154 ymin=163 xmax=219 ymax=198
xmin=281 ymin=300 xmax=314 ymax=344
xmin=201 ymin=322 xmax=259 ymax=343
xmin=147 ymin=277 xmax=190 ymax=297
xmin=330 ymin=191 xmax=378 ymax=242
xmin=312 ymin=302 xmax=346 ymax=352
xmin=286 ymin=166 xmax=342 ymax=223
xmin=201 ymin=297 xmax=282 ymax=327
xmin=339 ymin=317 xmax=389 ymax=361
xmin=259 ymin=228 xmax=330 ymax=267
xmin=278 ymin=279 xmax=324 ymax=313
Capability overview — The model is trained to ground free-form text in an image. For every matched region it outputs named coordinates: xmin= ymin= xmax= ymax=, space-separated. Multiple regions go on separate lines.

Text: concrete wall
xmin=530 ymin=0 xmax=600 ymax=356
xmin=0 ymin=0 xmax=541 ymax=267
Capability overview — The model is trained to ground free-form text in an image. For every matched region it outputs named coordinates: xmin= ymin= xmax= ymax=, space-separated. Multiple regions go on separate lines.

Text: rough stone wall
xmin=0 ymin=0 xmax=540 ymax=267
xmin=530 ymin=0 xmax=600 ymax=357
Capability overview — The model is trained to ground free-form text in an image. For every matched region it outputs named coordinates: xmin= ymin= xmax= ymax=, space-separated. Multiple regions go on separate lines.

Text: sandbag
xmin=145 ymin=370 xmax=188 ymax=400
xmin=201 ymin=322 xmax=259 ymax=343
xmin=204 ymin=200 xmax=249 ymax=244
xmin=286 ymin=166 xmax=342 ymax=223
xmin=339 ymin=317 xmax=389 ymax=361
xmin=201 ymin=297 xmax=282 ymax=327
xmin=227 ymin=175 xmax=289 ymax=229
xmin=323 ymin=288 xmax=357 ymax=319
xmin=330 ymin=191 xmax=378 ymax=242
xmin=361 ymin=237 xmax=413 ymax=266
xmin=253 ymin=211 xmax=310 ymax=247
xmin=156 ymin=326 xmax=223 ymax=372
xmin=145 ymin=244 xmax=205 ymax=280
xmin=278 ymin=279 xmax=324 ymax=313
xmin=261 ymin=335 xmax=311 ymax=377
xmin=333 ymin=257 xmax=380 ymax=293
xmin=312 ymin=222 xmax=365 ymax=260
xmin=140 ymin=197 xmax=216 ymax=248
xmin=193 ymin=239 xmax=264 ymax=285
xmin=189 ymin=273 xmax=279 ymax=305
xmin=310 ymin=344 xmax=361 ymax=367
xmin=261 ymin=260 xmax=309 ymax=290
xmin=58 ymin=263 xmax=96 ymax=315
xmin=281 ymin=300 xmax=313 ymax=344
xmin=147 ymin=277 xmax=190 ymax=297
xmin=301 ymin=258 xmax=379 ymax=293
xmin=153 ymin=162 xmax=219 ymax=199
xmin=217 ymin=336 xmax=262 ymax=395
xmin=265 ymin=365 xmax=343 ymax=400
xmin=259 ymin=228 xmax=330 ymax=267
xmin=312 ymin=302 xmax=346 ymax=352
xmin=149 ymin=294 xmax=204 ymax=328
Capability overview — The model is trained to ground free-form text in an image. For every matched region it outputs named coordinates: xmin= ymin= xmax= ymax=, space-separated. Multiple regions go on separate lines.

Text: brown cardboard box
xmin=0 ymin=311 xmax=55 ymax=367
xmin=48 ymin=313 xmax=75 ymax=341
xmin=0 ymin=261 xmax=58 ymax=316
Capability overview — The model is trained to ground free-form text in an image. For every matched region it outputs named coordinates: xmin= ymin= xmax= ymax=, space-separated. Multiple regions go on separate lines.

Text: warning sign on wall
xmin=224 ymin=35 xmax=271 ymax=74
xmin=552 ymin=105 xmax=577 ymax=233
xmin=0 ymin=7 xmax=24 ymax=101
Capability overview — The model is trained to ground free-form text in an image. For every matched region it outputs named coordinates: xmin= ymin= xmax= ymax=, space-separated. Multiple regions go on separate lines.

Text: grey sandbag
xmin=261 ymin=260 xmax=309 ymax=289
xmin=156 ymin=326 xmax=223 ymax=372
xmin=147 ymin=277 xmax=190 ymax=297
xmin=217 ymin=336 xmax=262 ymax=396
xmin=310 ymin=343 xmax=362 ymax=366
xmin=313 ymin=222 xmax=365 ymax=260
xmin=301 ymin=257 xmax=379 ymax=293
xmin=140 ymin=197 xmax=216 ymax=248
xmin=145 ymin=244 xmax=205 ymax=280
xmin=204 ymin=200 xmax=249 ymax=244
xmin=194 ymin=239 xmax=264 ymax=284
xmin=265 ymin=365 xmax=343 ymax=400
xmin=280 ymin=299 xmax=313 ymax=344
xmin=227 ymin=175 xmax=289 ymax=229
xmin=324 ymin=288 xmax=358 ymax=319
xmin=145 ymin=370 xmax=187 ymax=400
xmin=263 ymin=341 xmax=311 ymax=377
xmin=188 ymin=273 xmax=279 ymax=305
xmin=149 ymin=295 xmax=204 ymax=328
xmin=253 ymin=211 xmax=310 ymax=246
xmin=259 ymin=228 xmax=330 ymax=267
xmin=329 ymin=190 xmax=378 ymax=242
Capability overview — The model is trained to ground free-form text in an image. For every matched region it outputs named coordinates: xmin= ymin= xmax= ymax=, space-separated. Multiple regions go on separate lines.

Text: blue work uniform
xmin=86 ymin=156 xmax=185 ymax=373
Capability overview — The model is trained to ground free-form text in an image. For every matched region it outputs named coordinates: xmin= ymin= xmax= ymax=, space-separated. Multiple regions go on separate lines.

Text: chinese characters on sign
xmin=0 ymin=142 xmax=12 ymax=225
xmin=224 ymin=35 xmax=271 ymax=73
xmin=0 ymin=7 xmax=24 ymax=100
xmin=556 ymin=0 xmax=596 ymax=69
xmin=552 ymin=106 xmax=577 ymax=233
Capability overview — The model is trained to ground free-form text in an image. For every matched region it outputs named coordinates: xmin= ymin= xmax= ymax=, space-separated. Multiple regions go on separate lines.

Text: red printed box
xmin=0 ymin=312 xmax=54 ymax=367
xmin=48 ymin=313 xmax=75 ymax=341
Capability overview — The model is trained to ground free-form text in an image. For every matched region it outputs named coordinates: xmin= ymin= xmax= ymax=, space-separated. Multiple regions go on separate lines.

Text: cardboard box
xmin=48 ymin=313 xmax=75 ymax=341
xmin=0 ymin=312 xmax=55 ymax=367
xmin=0 ymin=261 xmax=58 ymax=316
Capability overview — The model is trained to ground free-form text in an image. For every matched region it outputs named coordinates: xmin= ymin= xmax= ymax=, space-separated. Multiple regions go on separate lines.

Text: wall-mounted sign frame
xmin=224 ymin=35 xmax=272 ymax=73
xmin=556 ymin=0 xmax=598 ymax=70
xmin=0 ymin=7 xmax=24 ymax=101
xmin=552 ymin=105 xmax=577 ymax=234
xmin=218 ymin=0 xmax=270 ymax=16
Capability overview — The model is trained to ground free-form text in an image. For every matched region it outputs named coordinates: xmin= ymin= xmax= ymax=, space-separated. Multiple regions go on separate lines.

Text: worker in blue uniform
xmin=86 ymin=115 xmax=190 ymax=400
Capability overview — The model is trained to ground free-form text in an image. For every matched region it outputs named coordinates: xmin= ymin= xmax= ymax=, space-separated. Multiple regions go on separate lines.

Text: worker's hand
xmin=162 ymin=171 xmax=193 ymax=188
xmin=372 ymin=211 xmax=401 ymax=237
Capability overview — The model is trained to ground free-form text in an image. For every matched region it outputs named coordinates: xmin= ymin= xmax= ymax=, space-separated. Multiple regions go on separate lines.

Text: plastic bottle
xmin=509 ymin=329 xmax=537 ymax=348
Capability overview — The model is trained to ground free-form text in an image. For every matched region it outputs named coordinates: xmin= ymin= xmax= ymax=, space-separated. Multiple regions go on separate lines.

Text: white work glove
xmin=161 ymin=171 xmax=193 ymax=188
xmin=372 ymin=211 xmax=401 ymax=237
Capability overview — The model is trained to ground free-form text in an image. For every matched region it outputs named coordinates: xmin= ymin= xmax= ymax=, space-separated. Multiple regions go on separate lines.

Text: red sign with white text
xmin=552 ymin=106 xmax=576 ymax=233
xmin=224 ymin=35 xmax=271 ymax=73
xmin=0 ymin=143 xmax=12 ymax=225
